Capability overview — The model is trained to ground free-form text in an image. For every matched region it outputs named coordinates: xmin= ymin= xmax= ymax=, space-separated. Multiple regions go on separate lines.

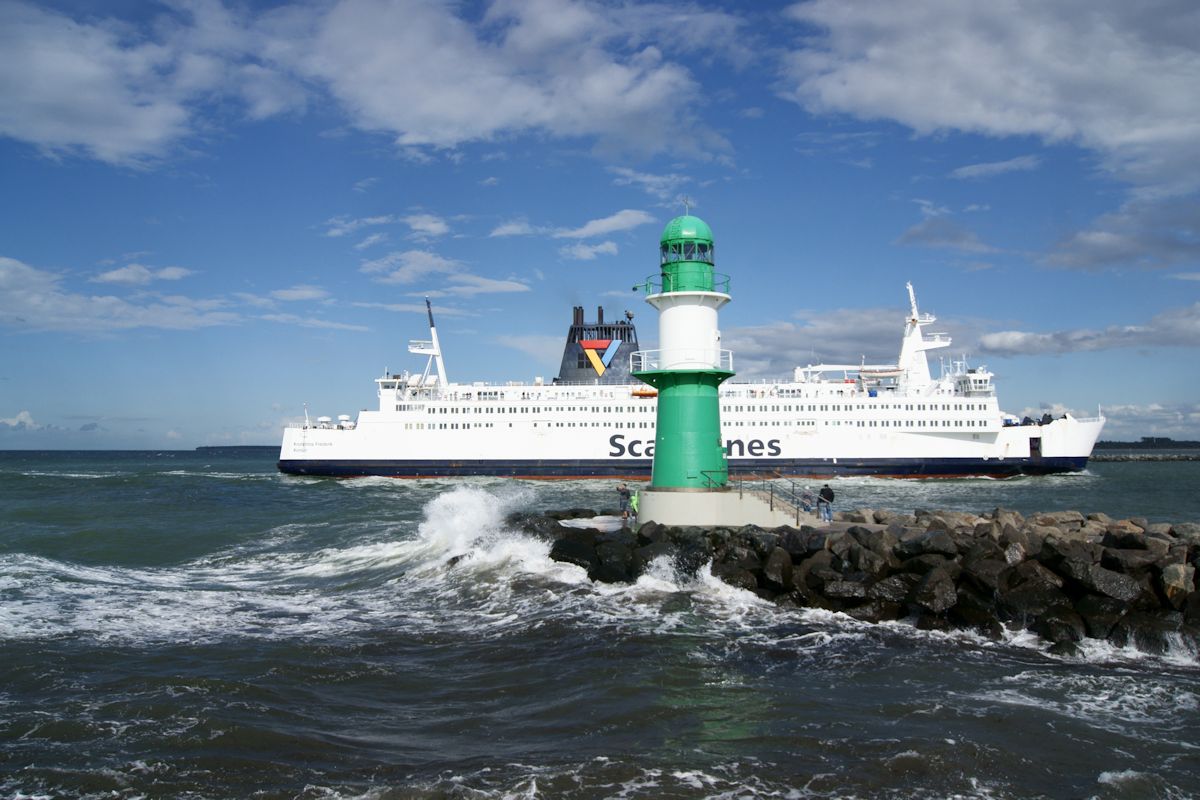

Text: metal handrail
xmin=633 ymin=272 xmax=731 ymax=295
xmin=731 ymin=471 xmax=814 ymax=525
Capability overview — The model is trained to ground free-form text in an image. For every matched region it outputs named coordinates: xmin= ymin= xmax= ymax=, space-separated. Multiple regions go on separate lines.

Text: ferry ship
xmin=278 ymin=284 xmax=1105 ymax=479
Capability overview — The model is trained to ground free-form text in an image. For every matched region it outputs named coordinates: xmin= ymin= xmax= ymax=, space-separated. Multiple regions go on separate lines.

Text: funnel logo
xmin=581 ymin=339 xmax=621 ymax=376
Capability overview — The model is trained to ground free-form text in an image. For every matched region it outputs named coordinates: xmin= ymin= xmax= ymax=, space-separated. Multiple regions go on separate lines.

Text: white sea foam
xmin=969 ymin=669 xmax=1200 ymax=746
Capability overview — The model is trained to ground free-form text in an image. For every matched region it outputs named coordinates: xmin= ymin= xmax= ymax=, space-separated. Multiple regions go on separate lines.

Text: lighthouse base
xmin=636 ymin=488 xmax=818 ymax=529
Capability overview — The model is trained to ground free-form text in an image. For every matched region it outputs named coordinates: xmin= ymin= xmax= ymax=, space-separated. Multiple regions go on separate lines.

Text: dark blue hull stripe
xmin=277 ymin=456 xmax=1089 ymax=479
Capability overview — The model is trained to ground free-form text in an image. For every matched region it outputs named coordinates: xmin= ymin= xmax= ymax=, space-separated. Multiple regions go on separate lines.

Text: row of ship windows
xmin=396 ymin=419 xmax=990 ymax=430
xmin=723 ymin=402 xmax=989 ymax=413
xmin=396 ymin=402 xmax=992 ymax=415
xmin=402 ymin=405 xmax=656 ymax=414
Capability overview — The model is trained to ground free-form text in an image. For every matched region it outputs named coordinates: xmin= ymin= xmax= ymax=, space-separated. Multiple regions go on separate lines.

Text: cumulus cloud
xmin=978 ymin=303 xmax=1200 ymax=356
xmin=402 ymin=213 xmax=450 ymax=239
xmin=724 ymin=306 xmax=912 ymax=379
xmin=270 ymin=0 xmax=729 ymax=156
xmin=559 ymin=241 xmax=619 ymax=260
xmin=421 ymin=274 xmax=531 ymax=297
xmin=949 ymin=155 xmax=1041 ymax=180
xmin=1046 ymin=199 xmax=1200 ymax=270
xmin=1 ymin=1 xmax=738 ymax=165
xmin=0 ymin=256 xmax=239 ymax=332
xmin=1083 ymin=402 xmax=1200 ymax=440
xmin=783 ymin=1 xmax=1200 ymax=195
xmin=92 ymin=264 xmax=194 ymax=284
xmin=1 ymin=410 xmax=37 ymax=429
xmin=608 ymin=166 xmax=690 ymax=201
xmin=360 ymin=249 xmax=529 ymax=295
xmin=554 ymin=209 xmax=656 ymax=239
xmin=782 ymin=1 xmax=1200 ymax=271
xmin=0 ymin=1 xmax=302 ymax=165
xmin=360 ymin=250 xmax=460 ymax=284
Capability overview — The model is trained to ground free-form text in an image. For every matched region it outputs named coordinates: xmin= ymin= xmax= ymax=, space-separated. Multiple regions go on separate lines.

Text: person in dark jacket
xmin=817 ymin=484 xmax=835 ymax=522
xmin=617 ymin=483 xmax=631 ymax=521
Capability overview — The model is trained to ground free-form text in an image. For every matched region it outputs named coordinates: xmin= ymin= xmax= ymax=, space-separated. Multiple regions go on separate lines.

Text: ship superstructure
xmin=277 ymin=284 xmax=1105 ymax=479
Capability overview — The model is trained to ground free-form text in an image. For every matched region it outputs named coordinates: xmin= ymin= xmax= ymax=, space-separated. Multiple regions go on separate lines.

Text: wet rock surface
xmin=508 ymin=506 xmax=1200 ymax=654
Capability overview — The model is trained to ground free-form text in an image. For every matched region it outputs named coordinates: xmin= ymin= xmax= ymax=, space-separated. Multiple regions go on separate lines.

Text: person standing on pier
xmin=818 ymin=484 xmax=835 ymax=522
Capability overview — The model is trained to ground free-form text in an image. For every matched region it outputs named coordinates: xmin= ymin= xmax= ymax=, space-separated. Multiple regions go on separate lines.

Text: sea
xmin=1 ymin=449 xmax=1198 ymax=799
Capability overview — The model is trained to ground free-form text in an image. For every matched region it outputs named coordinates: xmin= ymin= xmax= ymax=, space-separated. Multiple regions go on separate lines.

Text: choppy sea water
xmin=1 ymin=450 xmax=1197 ymax=799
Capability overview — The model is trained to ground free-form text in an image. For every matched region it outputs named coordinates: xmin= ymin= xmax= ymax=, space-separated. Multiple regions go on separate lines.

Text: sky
xmin=2 ymin=0 xmax=1199 ymax=448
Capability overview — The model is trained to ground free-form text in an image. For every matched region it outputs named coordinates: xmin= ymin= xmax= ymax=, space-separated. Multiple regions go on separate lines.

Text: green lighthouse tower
xmin=632 ymin=214 xmax=734 ymax=490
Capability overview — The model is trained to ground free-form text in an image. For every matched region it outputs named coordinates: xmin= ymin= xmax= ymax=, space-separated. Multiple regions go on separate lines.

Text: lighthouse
xmin=632 ymin=214 xmax=733 ymax=489
xmin=631 ymin=213 xmax=813 ymax=528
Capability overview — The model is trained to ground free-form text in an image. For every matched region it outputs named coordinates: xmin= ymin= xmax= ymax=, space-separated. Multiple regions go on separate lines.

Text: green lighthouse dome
xmin=660 ymin=214 xmax=713 ymax=246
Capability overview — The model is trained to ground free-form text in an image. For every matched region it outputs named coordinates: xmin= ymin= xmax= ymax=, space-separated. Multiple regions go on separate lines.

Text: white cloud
xmin=421 ymin=274 xmax=531 ymax=297
xmin=353 ymin=177 xmax=379 ymax=192
xmin=1169 ymin=272 xmax=1200 ymax=281
xmin=358 ymin=249 xmax=526 ymax=296
xmin=360 ymin=250 xmax=460 ymax=284
xmin=913 ymin=198 xmax=950 ymax=218
xmin=724 ymin=307 xmax=911 ymax=379
xmin=269 ymin=284 xmax=328 ymax=302
xmin=978 ymin=303 xmax=1200 ymax=356
xmin=92 ymin=264 xmax=194 ymax=284
xmin=782 ymin=1 xmax=1200 ymax=196
xmin=403 ymin=213 xmax=450 ymax=239
xmin=559 ymin=241 xmax=619 ymax=260
xmin=0 ymin=2 xmax=191 ymax=164
xmin=1081 ymin=402 xmax=1200 ymax=441
xmin=0 ymin=256 xmax=240 ymax=332
xmin=782 ymin=1 xmax=1200 ymax=274
xmin=608 ymin=166 xmax=690 ymax=201
xmin=489 ymin=219 xmax=541 ymax=237
xmin=1046 ymin=199 xmax=1200 ymax=270
xmin=554 ymin=209 xmax=655 ymax=239
xmin=1 ymin=1 xmax=736 ymax=166
xmin=355 ymin=233 xmax=388 ymax=250
xmin=1 ymin=410 xmax=37 ymax=429
xmin=949 ymin=155 xmax=1041 ymax=180
xmin=480 ymin=176 xmax=499 ymax=186
xmin=260 ymin=0 xmax=727 ymax=157
xmin=323 ymin=214 xmax=396 ymax=237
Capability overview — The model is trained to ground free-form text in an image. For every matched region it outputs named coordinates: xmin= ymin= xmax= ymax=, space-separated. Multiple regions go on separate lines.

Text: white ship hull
xmin=278 ymin=289 xmax=1105 ymax=479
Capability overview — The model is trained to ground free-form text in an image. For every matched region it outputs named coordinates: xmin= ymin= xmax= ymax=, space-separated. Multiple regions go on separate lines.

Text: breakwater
xmin=509 ymin=507 xmax=1200 ymax=655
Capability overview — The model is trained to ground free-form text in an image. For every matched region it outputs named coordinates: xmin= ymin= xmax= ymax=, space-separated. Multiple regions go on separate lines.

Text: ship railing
xmin=631 ymin=348 xmax=733 ymax=372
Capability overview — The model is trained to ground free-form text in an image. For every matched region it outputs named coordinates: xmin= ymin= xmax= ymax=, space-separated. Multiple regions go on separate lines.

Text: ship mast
xmin=408 ymin=298 xmax=449 ymax=389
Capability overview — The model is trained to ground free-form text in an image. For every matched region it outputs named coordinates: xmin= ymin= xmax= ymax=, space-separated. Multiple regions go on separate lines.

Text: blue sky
xmin=2 ymin=0 xmax=1199 ymax=448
